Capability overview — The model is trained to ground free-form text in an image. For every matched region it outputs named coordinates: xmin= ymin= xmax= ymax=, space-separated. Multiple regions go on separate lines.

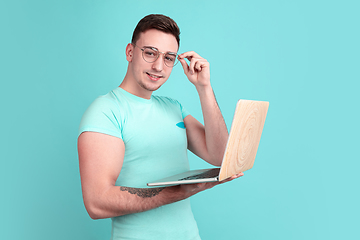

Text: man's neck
xmin=119 ymin=76 xmax=153 ymax=100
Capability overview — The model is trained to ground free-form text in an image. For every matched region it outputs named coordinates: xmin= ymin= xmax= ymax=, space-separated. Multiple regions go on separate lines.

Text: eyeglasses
xmin=132 ymin=43 xmax=179 ymax=67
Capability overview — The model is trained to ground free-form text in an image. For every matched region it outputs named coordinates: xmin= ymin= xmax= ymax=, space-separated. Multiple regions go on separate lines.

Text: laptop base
xmin=147 ymin=168 xmax=220 ymax=187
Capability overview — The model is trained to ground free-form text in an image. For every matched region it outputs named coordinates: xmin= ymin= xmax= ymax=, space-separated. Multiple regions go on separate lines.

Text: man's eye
xmin=165 ymin=55 xmax=176 ymax=62
xmin=145 ymin=51 xmax=155 ymax=56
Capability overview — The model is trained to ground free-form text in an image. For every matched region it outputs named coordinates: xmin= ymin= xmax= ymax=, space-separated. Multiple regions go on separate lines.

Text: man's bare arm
xmin=78 ymin=131 xmax=238 ymax=219
xmin=179 ymin=52 xmax=229 ymax=166
xmin=119 ymin=186 xmax=165 ymax=198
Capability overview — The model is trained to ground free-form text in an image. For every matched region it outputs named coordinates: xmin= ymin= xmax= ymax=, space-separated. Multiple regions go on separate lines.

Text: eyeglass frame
xmin=131 ymin=43 xmax=179 ymax=67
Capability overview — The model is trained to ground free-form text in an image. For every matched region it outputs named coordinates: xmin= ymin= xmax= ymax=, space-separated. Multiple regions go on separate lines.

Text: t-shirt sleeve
xmin=173 ymin=99 xmax=190 ymax=119
xmin=78 ymin=96 xmax=123 ymax=139
xmin=180 ymin=103 xmax=190 ymax=119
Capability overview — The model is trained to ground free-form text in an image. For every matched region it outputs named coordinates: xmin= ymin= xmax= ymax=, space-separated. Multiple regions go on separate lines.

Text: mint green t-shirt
xmin=79 ymin=87 xmax=201 ymax=240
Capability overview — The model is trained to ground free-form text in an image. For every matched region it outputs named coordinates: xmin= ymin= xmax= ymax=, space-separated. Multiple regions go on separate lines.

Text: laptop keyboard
xmin=179 ymin=168 xmax=220 ymax=181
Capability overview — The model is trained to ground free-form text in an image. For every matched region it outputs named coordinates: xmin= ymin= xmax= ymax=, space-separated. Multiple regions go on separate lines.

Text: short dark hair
xmin=131 ymin=14 xmax=180 ymax=47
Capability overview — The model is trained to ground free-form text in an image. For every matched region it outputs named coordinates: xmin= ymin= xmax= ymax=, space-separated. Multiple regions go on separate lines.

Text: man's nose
xmin=151 ymin=54 xmax=164 ymax=72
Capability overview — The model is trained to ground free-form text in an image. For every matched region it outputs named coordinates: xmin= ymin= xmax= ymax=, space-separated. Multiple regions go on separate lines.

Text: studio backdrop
xmin=1 ymin=0 xmax=359 ymax=239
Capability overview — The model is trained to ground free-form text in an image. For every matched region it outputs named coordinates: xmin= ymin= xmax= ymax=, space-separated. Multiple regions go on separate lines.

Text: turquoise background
xmin=1 ymin=0 xmax=359 ymax=239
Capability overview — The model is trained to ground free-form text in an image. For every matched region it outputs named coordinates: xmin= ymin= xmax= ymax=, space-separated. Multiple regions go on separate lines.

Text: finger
xmin=219 ymin=178 xmax=232 ymax=184
xmin=194 ymin=60 xmax=208 ymax=72
xmin=188 ymin=57 xmax=205 ymax=74
xmin=232 ymin=172 xmax=244 ymax=179
xmin=194 ymin=61 xmax=202 ymax=72
xmin=178 ymin=57 xmax=190 ymax=75
xmin=179 ymin=51 xmax=201 ymax=60
xmin=219 ymin=172 xmax=244 ymax=184
xmin=228 ymin=172 xmax=244 ymax=180
xmin=189 ymin=58 xmax=197 ymax=75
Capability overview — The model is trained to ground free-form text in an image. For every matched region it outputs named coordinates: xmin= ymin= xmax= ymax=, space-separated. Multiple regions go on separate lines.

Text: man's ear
xmin=126 ymin=43 xmax=134 ymax=62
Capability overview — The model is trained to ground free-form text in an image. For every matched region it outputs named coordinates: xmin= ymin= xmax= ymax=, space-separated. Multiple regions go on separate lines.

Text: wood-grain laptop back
xmin=219 ymin=100 xmax=269 ymax=181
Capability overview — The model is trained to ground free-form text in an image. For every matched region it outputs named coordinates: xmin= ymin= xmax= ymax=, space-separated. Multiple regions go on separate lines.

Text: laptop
xmin=147 ymin=99 xmax=269 ymax=187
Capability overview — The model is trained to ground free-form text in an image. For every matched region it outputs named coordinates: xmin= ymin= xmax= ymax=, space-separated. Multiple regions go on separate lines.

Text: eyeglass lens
xmin=142 ymin=47 xmax=178 ymax=67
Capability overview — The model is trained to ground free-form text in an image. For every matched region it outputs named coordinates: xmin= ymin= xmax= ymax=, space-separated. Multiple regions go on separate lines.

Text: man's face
xmin=129 ymin=29 xmax=179 ymax=94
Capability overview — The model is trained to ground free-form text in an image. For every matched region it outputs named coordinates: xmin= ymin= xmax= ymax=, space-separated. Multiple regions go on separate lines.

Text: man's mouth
xmin=146 ymin=72 xmax=163 ymax=81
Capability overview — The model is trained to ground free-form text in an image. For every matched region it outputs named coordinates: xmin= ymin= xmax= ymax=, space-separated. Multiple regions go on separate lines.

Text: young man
xmin=78 ymin=14 xmax=242 ymax=239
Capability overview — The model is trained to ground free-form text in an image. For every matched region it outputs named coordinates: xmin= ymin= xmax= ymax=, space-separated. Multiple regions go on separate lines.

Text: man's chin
xmin=139 ymin=81 xmax=163 ymax=92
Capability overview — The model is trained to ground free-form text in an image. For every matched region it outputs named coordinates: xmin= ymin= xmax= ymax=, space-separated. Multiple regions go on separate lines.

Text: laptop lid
xmin=218 ymin=99 xmax=269 ymax=181
xmin=147 ymin=99 xmax=269 ymax=186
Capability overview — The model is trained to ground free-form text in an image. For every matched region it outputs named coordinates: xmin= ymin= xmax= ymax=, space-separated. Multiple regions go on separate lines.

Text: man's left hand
xmin=178 ymin=51 xmax=210 ymax=88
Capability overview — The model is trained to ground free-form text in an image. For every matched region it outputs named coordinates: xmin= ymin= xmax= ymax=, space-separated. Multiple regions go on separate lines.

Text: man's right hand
xmin=171 ymin=172 xmax=244 ymax=200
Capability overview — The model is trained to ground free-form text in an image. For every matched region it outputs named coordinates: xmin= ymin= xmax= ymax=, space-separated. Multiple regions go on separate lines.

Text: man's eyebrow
xmin=143 ymin=45 xmax=177 ymax=54
xmin=143 ymin=45 xmax=158 ymax=50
